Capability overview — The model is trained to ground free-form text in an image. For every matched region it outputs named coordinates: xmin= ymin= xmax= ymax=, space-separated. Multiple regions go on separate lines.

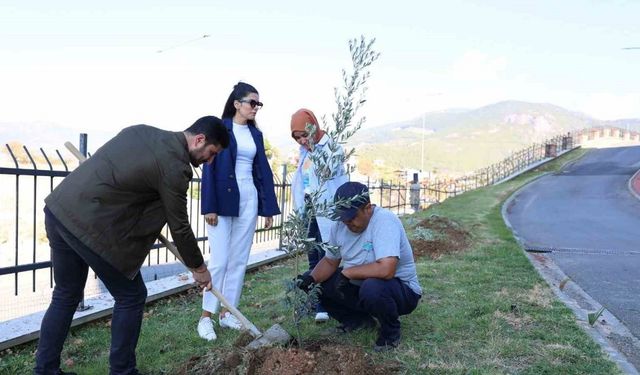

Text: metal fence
xmin=1 ymin=126 xmax=636 ymax=322
xmin=366 ymin=178 xmax=410 ymax=216
xmin=410 ymin=126 xmax=640 ymax=204
xmin=0 ymin=143 xmax=294 ymax=321
xmin=0 ymin=143 xmax=407 ymax=322
xmin=414 ymin=133 xmax=576 ymax=204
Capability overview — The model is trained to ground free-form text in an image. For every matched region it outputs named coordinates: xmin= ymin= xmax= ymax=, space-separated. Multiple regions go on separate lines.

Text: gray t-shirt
xmin=326 ymin=206 xmax=422 ymax=295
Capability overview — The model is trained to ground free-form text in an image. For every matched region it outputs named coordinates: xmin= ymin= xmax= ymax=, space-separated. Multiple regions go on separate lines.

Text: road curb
xmin=502 ymin=180 xmax=640 ymax=375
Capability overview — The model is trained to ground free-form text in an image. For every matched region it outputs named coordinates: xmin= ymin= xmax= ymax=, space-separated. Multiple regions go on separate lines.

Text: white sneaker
xmin=315 ymin=312 xmax=330 ymax=323
xmin=219 ymin=311 xmax=243 ymax=330
xmin=197 ymin=317 xmax=217 ymax=341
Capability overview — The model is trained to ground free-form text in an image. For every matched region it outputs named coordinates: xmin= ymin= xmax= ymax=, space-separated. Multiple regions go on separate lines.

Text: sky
xmin=1 ymin=0 xmax=639 ymax=152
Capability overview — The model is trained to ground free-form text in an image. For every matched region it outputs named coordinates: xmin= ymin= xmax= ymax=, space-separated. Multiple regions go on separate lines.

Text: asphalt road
xmin=505 ymin=146 xmax=640 ymax=340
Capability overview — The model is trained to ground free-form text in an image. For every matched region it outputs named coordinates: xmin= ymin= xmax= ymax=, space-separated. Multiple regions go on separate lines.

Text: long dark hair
xmin=222 ymin=82 xmax=259 ymax=127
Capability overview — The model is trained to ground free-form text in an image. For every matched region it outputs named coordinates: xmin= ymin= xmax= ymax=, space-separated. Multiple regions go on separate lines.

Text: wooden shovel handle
xmin=158 ymin=235 xmax=262 ymax=337
xmin=64 ymin=141 xmax=263 ymax=337
xmin=64 ymin=141 xmax=87 ymax=162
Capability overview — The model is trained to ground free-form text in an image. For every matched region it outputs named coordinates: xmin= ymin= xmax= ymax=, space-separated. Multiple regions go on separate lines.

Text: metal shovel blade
xmin=246 ymin=324 xmax=292 ymax=350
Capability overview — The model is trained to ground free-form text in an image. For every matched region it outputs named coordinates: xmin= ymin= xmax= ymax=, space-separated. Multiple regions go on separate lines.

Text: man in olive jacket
xmin=34 ymin=116 xmax=229 ymax=375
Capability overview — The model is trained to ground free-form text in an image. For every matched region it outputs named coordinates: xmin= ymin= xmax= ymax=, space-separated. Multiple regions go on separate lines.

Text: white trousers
xmin=202 ymin=178 xmax=258 ymax=314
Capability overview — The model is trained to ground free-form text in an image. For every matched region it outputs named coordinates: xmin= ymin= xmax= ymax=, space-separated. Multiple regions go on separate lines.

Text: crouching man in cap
xmin=296 ymin=181 xmax=422 ymax=352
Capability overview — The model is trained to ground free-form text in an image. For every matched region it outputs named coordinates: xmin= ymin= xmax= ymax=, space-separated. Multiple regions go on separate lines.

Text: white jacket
xmin=291 ymin=133 xmax=349 ymax=240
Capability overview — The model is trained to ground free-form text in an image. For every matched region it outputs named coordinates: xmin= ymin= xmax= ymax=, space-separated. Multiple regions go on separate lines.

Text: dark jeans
xmin=35 ymin=207 xmax=147 ymax=375
xmin=320 ymin=269 xmax=421 ymax=345
xmin=306 ymin=216 xmax=325 ymax=269
xmin=306 ymin=216 xmax=326 ymax=314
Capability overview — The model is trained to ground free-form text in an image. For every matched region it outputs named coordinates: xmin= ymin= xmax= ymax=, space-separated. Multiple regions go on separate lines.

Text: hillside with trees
xmin=349 ymin=100 xmax=640 ymax=179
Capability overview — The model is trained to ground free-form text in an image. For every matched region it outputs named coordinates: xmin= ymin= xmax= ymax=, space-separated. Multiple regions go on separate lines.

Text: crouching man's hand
xmin=191 ymin=264 xmax=212 ymax=291
xmin=295 ymin=272 xmax=315 ymax=293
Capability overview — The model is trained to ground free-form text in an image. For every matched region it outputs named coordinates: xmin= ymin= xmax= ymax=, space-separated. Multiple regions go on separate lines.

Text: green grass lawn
xmin=0 ymin=148 xmax=621 ymax=374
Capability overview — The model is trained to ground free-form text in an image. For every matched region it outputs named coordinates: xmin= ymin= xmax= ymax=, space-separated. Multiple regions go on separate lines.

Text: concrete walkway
xmin=0 ymin=247 xmax=288 ymax=351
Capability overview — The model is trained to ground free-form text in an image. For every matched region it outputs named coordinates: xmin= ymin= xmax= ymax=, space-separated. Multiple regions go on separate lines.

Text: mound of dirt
xmin=410 ymin=215 xmax=471 ymax=259
xmin=178 ymin=341 xmax=401 ymax=375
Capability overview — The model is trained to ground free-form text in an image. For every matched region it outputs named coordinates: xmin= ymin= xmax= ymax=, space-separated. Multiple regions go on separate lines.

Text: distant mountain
xmin=349 ymin=101 xmax=640 ymax=177
xmin=4 ymin=101 xmax=639 ymax=176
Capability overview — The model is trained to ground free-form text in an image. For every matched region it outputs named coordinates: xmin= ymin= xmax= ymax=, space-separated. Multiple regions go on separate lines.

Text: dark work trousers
xmin=305 ymin=206 xmax=327 ymax=314
xmin=35 ymin=207 xmax=147 ymax=375
xmin=320 ymin=269 xmax=421 ymax=345
xmin=306 ymin=216 xmax=325 ymax=270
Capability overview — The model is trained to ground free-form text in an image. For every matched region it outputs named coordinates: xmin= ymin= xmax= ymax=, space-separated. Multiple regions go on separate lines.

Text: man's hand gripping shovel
xmin=64 ymin=141 xmax=291 ymax=350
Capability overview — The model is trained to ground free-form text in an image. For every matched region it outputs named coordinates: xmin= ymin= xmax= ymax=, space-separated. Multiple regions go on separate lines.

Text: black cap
xmin=333 ymin=182 xmax=370 ymax=221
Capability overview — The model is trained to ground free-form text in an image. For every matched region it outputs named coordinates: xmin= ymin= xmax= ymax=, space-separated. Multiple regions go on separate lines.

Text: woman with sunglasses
xmin=290 ymin=108 xmax=349 ymax=323
xmin=197 ymin=82 xmax=280 ymax=341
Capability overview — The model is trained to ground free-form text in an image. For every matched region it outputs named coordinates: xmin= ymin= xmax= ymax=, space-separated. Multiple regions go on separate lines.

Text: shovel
xmin=157 ymin=235 xmax=291 ymax=349
xmin=64 ymin=141 xmax=292 ymax=349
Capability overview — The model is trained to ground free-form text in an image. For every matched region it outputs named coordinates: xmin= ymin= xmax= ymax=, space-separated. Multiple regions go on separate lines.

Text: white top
xmin=326 ymin=206 xmax=422 ymax=295
xmin=291 ymin=133 xmax=348 ymax=241
xmin=300 ymin=152 xmax=313 ymax=194
xmin=233 ymin=122 xmax=257 ymax=180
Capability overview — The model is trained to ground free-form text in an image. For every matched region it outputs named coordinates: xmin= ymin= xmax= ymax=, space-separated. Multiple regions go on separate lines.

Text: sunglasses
xmin=239 ymin=99 xmax=264 ymax=109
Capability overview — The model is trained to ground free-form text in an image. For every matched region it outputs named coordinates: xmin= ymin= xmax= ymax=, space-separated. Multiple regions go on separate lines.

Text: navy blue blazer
xmin=201 ymin=118 xmax=280 ymax=217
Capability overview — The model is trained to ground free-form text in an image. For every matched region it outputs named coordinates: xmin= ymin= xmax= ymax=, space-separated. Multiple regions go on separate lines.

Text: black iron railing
xmin=1 ymin=125 xmax=637 ymax=317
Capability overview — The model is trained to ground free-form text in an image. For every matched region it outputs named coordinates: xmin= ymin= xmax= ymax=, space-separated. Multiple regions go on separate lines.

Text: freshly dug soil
xmin=177 ymin=340 xmax=402 ymax=375
xmin=410 ymin=215 xmax=471 ymax=259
